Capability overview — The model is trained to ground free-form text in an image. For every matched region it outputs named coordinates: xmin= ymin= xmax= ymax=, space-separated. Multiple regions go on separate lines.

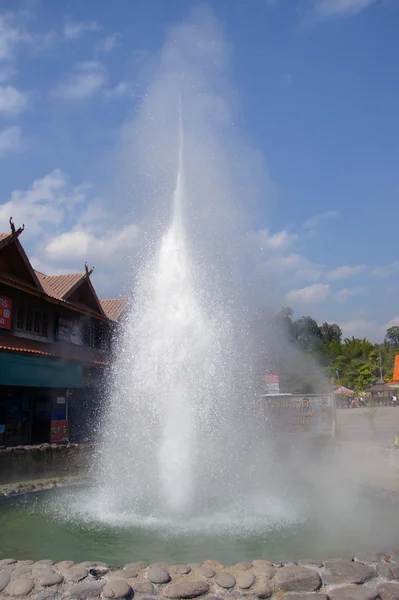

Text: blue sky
xmin=0 ymin=0 xmax=398 ymax=341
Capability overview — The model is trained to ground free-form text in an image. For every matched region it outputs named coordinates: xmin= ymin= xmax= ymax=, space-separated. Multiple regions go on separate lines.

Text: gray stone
xmin=284 ymin=595 xmax=328 ymax=600
xmin=161 ymin=580 xmax=210 ymax=598
xmin=323 ymin=560 xmax=377 ymax=585
xmin=205 ymin=597 xmax=223 ymax=600
xmin=214 ymin=572 xmax=236 ymax=589
xmin=63 ymin=567 xmax=89 ymax=582
xmin=379 ymin=583 xmax=399 ymax=600
xmin=298 ymin=560 xmax=324 ymax=568
xmin=78 ymin=562 xmax=98 ymax=569
xmin=7 ymin=576 xmax=35 ymax=596
xmin=19 ymin=560 xmax=35 ymax=566
xmin=147 ymin=567 xmax=171 ymax=584
xmin=125 ymin=562 xmax=148 ymax=572
xmin=355 ymin=551 xmax=386 ymax=564
xmin=237 ymin=571 xmax=256 ymax=589
xmin=40 ymin=572 xmax=64 ymax=586
xmin=378 ymin=563 xmax=399 ymax=580
xmin=102 ymin=580 xmax=133 ymax=599
xmin=89 ymin=567 xmax=110 ymax=578
xmin=150 ymin=563 xmax=169 ymax=569
xmin=273 ymin=566 xmax=321 ymax=592
xmin=203 ymin=561 xmax=224 ymax=571
xmin=13 ymin=565 xmax=32 ymax=576
xmin=251 ymin=565 xmax=276 ymax=579
xmin=56 ymin=561 xmax=75 ymax=570
xmin=35 ymin=560 xmax=56 ymax=567
xmin=35 ymin=591 xmax=62 ymax=600
xmin=252 ymin=560 xmax=273 ymax=568
xmin=328 ymin=586 xmax=379 ymax=600
xmin=67 ymin=580 xmax=105 ymax=599
xmin=132 ymin=582 xmax=155 ymax=595
xmin=0 ymin=558 xmax=17 ymax=567
xmin=0 ymin=570 xmax=11 ymax=592
xmin=193 ymin=566 xmax=215 ymax=578
xmin=170 ymin=565 xmax=191 ymax=575
xmin=235 ymin=562 xmax=253 ymax=571
xmin=109 ymin=569 xmax=137 ymax=580
xmin=187 ymin=564 xmax=201 ymax=570
xmin=254 ymin=582 xmax=273 ymax=598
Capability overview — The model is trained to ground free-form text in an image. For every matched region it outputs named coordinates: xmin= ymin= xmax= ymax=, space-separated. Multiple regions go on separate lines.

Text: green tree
xmin=385 ymin=326 xmax=399 ymax=346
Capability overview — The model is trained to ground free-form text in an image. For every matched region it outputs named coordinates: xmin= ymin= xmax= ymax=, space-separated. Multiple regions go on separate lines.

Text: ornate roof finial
xmin=84 ymin=261 xmax=95 ymax=277
xmin=9 ymin=217 xmax=24 ymax=237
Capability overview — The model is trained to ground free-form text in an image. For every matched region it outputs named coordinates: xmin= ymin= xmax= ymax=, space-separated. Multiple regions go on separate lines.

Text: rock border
xmin=0 ymin=553 xmax=399 ymax=600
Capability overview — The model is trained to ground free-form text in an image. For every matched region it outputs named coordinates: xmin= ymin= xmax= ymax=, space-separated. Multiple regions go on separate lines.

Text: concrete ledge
xmin=0 ymin=443 xmax=91 ymax=484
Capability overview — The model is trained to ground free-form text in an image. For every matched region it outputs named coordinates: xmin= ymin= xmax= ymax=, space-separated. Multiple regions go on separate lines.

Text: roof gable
xmin=35 ymin=270 xmax=105 ymax=317
xmin=100 ymin=298 xmax=127 ymax=322
xmin=0 ymin=232 xmax=44 ymax=292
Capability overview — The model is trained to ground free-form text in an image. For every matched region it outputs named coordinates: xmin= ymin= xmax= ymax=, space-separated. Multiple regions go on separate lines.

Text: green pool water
xmin=1 ymin=486 xmax=399 ymax=566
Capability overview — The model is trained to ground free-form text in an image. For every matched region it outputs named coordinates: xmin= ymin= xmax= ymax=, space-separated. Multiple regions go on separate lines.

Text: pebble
xmin=323 ymin=560 xmax=377 ymax=585
xmin=147 ymin=567 xmax=171 ymax=584
xmin=379 ymin=583 xmax=399 ymax=600
xmin=237 ymin=571 xmax=255 ymax=589
xmin=0 ymin=570 xmax=11 ymax=592
xmin=379 ymin=563 xmax=399 ymax=580
xmin=252 ymin=560 xmax=273 ymax=568
xmin=63 ymin=567 xmax=89 ymax=582
xmin=67 ymin=580 xmax=105 ymax=599
xmin=193 ymin=566 xmax=215 ymax=578
xmin=13 ymin=565 xmax=33 ymax=576
xmin=34 ymin=560 xmax=55 ymax=567
xmin=273 ymin=566 xmax=321 ymax=592
xmin=235 ymin=562 xmax=253 ymax=571
xmin=125 ymin=562 xmax=148 ymax=572
xmin=161 ymin=580 xmax=210 ymax=599
xmin=254 ymin=582 xmax=273 ymax=599
xmin=170 ymin=565 xmax=191 ymax=575
xmin=34 ymin=590 xmax=62 ymax=600
xmin=109 ymin=569 xmax=137 ymax=580
xmin=203 ymin=561 xmax=224 ymax=571
xmin=133 ymin=582 xmax=155 ymax=594
xmin=251 ymin=564 xmax=276 ymax=579
xmin=102 ymin=579 xmax=133 ymax=599
xmin=284 ymin=595 xmax=328 ymax=600
xmin=40 ymin=572 xmax=64 ymax=586
xmin=328 ymin=586 xmax=379 ymax=600
xmin=56 ymin=561 xmax=75 ymax=570
xmin=214 ymin=572 xmax=236 ymax=589
xmin=7 ymin=576 xmax=35 ymax=596
xmin=0 ymin=558 xmax=17 ymax=567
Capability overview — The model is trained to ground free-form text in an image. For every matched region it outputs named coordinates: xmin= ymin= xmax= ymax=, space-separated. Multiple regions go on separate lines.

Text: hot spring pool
xmin=1 ymin=486 xmax=399 ymax=565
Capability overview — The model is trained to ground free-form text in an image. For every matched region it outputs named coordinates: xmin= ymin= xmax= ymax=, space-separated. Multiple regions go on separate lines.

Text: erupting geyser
xmin=91 ymin=103 xmax=273 ymax=522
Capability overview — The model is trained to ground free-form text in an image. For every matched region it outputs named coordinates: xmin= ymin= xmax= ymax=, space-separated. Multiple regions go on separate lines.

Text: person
xmin=392 ymin=395 xmax=397 ymax=408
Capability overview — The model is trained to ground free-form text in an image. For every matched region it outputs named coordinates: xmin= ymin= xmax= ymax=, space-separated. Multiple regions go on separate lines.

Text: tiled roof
xmin=0 ymin=232 xmax=11 ymax=242
xmin=35 ymin=271 xmax=84 ymax=300
xmin=100 ymin=298 xmax=127 ymax=322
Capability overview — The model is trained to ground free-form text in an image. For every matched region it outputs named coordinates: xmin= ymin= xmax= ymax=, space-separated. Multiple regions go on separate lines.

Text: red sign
xmin=50 ymin=420 xmax=69 ymax=443
xmin=0 ymin=296 xmax=12 ymax=329
xmin=264 ymin=374 xmax=279 ymax=383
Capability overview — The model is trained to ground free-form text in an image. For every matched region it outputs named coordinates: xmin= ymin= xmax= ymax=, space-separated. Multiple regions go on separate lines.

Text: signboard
xmin=0 ymin=296 xmax=12 ymax=329
xmin=50 ymin=420 xmax=69 ymax=443
xmin=56 ymin=316 xmax=84 ymax=345
xmin=264 ymin=374 xmax=280 ymax=394
xmin=264 ymin=394 xmax=335 ymax=436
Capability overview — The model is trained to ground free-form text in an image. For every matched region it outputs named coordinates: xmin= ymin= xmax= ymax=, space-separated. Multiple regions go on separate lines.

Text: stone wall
xmin=0 ymin=443 xmax=91 ymax=485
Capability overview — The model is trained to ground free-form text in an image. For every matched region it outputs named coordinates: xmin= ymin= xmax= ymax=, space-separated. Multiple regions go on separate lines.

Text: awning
xmin=0 ymin=351 xmax=83 ymax=388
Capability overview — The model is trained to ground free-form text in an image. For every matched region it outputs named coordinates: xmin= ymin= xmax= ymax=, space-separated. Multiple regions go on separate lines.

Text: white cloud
xmin=96 ymin=34 xmax=122 ymax=53
xmin=63 ymin=19 xmax=101 ymax=41
xmin=0 ymin=84 xmax=28 ymax=115
xmin=286 ymin=283 xmax=331 ymax=304
xmin=251 ymin=228 xmax=298 ymax=252
xmin=0 ymin=126 xmax=23 ymax=156
xmin=0 ymin=11 xmax=55 ymax=69
xmin=53 ymin=61 xmax=108 ymax=100
xmin=104 ymin=81 xmax=133 ymax=100
xmin=326 ymin=264 xmax=366 ymax=281
xmin=371 ymin=262 xmax=399 ymax=277
xmin=334 ymin=286 xmax=366 ymax=303
xmin=340 ymin=316 xmax=399 ymax=342
xmin=304 ymin=210 xmax=339 ymax=229
xmin=0 ymin=169 xmax=91 ymax=236
xmin=313 ymin=0 xmax=378 ymax=18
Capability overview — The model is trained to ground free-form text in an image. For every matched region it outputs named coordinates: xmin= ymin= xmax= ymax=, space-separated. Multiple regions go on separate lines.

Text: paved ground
xmin=337 ymin=406 xmax=399 ymax=446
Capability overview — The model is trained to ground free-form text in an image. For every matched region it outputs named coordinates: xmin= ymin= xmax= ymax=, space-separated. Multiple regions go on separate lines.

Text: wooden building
xmin=0 ymin=220 xmax=126 ymax=446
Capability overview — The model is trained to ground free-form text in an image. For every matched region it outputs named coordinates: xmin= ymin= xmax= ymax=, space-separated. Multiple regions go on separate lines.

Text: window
xmin=16 ymin=305 xmax=49 ymax=337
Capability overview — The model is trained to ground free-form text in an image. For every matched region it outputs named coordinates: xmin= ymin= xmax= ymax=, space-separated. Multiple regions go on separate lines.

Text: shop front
xmin=0 ymin=351 xmax=83 ymax=446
